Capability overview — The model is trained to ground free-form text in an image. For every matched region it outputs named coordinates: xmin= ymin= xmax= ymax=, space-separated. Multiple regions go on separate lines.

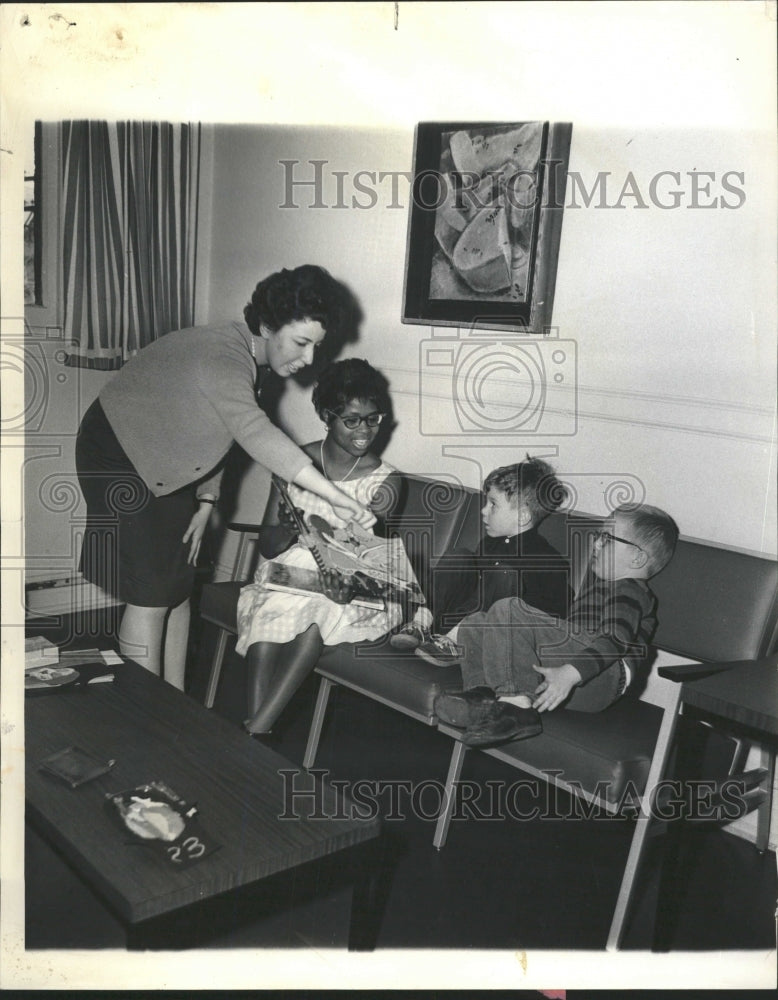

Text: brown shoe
xmin=434 ymin=687 xmax=499 ymax=728
xmin=461 ymin=702 xmax=542 ymax=747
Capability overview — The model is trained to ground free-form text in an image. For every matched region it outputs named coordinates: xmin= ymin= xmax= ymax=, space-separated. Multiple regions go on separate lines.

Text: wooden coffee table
xmin=25 ymin=658 xmax=385 ymax=949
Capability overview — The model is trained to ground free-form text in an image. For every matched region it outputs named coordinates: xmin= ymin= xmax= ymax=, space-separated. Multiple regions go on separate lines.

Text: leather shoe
xmin=434 ymin=687 xmax=499 ymax=728
xmin=389 ymin=622 xmax=430 ymax=651
xmin=461 ymin=702 xmax=542 ymax=747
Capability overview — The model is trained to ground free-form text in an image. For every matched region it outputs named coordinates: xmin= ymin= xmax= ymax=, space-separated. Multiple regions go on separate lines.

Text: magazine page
xmin=272 ymin=476 xmax=425 ymax=607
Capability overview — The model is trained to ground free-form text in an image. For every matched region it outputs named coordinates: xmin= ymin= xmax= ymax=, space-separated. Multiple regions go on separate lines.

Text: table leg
xmin=652 ymin=714 xmax=707 ymax=951
xmin=755 ymin=745 xmax=775 ymax=853
xmin=126 ymin=919 xmax=155 ymax=951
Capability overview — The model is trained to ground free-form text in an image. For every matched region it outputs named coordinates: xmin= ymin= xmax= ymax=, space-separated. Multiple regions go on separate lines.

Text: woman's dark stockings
xmin=244 ymin=625 xmax=323 ymax=734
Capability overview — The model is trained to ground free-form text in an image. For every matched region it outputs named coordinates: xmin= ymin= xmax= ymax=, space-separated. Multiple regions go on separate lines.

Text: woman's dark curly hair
xmin=312 ymin=358 xmax=391 ymax=421
xmin=244 ymin=265 xmax=347 ymax=336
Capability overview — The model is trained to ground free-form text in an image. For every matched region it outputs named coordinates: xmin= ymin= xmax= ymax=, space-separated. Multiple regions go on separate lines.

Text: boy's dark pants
xmin=457 ymin=597 xmax=623 ymax=713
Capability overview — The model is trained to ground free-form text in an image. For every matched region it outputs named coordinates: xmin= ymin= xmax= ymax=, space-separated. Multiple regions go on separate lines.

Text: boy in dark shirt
xmin=434 ymin=502 xmax=679 ymax=747
xmin=390 ymin=457 xmax=572 ymax=657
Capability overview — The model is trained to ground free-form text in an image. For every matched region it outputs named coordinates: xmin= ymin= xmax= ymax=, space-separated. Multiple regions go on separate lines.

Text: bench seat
xmin=480 ymin=694 xmax=664 ymax=807
xmin=315 ymin=640 xmax=464 ymax=722
xmin=314 ymin=641 xmax=662 ymax=805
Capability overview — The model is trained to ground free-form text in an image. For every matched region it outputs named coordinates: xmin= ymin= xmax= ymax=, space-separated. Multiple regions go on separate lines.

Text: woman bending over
xmin=76 ymin=266 xmax=374 ymax=688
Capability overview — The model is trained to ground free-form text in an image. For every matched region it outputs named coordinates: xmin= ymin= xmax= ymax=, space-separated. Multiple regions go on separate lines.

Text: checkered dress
xmin=235 ymin=462 xmax=401 ymax=654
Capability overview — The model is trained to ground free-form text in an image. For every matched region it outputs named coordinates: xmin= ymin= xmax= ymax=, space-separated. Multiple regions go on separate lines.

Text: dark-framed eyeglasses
xmin=596 ymin=529 xmax=644 ymax=554
xmin=326 ymin=410 xmax=385 ymax=429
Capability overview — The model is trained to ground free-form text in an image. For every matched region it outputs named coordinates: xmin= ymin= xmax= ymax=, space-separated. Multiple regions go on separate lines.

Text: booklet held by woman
xmin=271 ymin=475 xmax=426 ymax=608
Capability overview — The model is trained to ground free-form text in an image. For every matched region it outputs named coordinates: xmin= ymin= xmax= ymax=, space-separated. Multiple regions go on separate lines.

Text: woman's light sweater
xmin=99 ymin=321 xmax=311 ymax=499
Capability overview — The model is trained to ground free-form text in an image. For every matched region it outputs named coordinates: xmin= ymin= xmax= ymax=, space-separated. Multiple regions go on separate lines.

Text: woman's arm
xmin=183 ymin=497 xmax=216 ymax=565
xmin=256 ymin=477 xmax=299 ymax=560
xmin=200 ymin=335 xmax=375 ymax=527
xmin=293 ymin=464 xmax=376 ymax=528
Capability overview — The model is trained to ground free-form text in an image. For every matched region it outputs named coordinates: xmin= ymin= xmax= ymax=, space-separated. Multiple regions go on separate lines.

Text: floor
xmin=24 ymin=606 xmax=778 ymax=954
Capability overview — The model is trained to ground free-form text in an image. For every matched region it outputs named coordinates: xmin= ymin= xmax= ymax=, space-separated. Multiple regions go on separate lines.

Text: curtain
xmin=62 ymin=121 xmax=201 ymax=370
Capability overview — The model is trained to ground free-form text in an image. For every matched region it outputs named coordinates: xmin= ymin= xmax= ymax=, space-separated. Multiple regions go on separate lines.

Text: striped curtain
xmin=63 ymin=121 xmax=201 ymax=370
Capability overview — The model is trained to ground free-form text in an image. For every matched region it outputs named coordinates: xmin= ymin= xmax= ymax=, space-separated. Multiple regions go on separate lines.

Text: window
xmin=24 ymin=122 xmax=62 ymax=331
xmin=24 ymin=122 xmax=40 ymax=305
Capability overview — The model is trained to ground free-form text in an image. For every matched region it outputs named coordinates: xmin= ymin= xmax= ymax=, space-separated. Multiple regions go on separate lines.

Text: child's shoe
xmin=415 ymin=634 xmax=464 ymax=667
xmin=460 ymin=702 xmax=542 ymax=747
xmin=434 ymin=686 xmax=499 ymax=728
xmin=389 ymin=622 xmax=430 ymax=651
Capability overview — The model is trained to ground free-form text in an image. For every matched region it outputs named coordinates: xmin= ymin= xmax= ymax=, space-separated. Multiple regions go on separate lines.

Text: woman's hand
xmin=296 ymin=527 xmax=318 ymax=551
xmin=277 ymin=499 xmax=305 ymax=535
xmin=332 ymin=499 xmax=377 ymax=529
xmin=292 ymin=466 xmax=377 ymax=529
xmin=531 ymin=662 xmax=582 ymax=713
xmin=183 ymin=504 xmax=213 ymax=566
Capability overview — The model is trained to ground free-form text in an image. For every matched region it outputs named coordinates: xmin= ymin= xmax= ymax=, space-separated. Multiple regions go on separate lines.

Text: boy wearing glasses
xmin=433 ymin=503 xmax=679 ymax=747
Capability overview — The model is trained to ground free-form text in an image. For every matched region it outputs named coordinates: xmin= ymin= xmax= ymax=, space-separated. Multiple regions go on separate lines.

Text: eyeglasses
xmin=596 ymin=530 xmax=644 ymax=554
xmin=326 ymin=410 xmax=385 ymax=429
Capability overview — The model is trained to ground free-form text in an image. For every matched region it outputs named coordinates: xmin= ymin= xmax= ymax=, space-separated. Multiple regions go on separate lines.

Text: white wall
xmin=204 ymin=123 xmax=777 ymax=561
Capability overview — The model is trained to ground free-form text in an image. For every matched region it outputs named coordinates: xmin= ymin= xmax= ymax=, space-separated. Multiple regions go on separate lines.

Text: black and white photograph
xmin=1 ymin=2 xmax=776 ymax=993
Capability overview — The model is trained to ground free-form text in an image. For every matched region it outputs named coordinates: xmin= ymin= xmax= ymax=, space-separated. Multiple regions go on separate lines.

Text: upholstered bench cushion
xmin=476 ymin=695 xmax=665 ymax=805
xmin=317 ymin=641 xmax=465 ymax=722
xmin=319 ymin=633 xmax=664 ymax=802
xmin=200 ymin=581 xmax=242 ymax=632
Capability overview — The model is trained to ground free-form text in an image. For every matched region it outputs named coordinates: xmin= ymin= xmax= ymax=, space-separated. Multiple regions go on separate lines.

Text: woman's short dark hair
xmin=312 ymin=358 xmax=391 ymax=420
xmin=244 ymin=265 xmax=347 ymax=336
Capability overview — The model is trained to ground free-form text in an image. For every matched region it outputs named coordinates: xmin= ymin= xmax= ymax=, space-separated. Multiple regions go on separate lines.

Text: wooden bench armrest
xmin=657 ymin=661 xmax=744 ymax=683
xmin=226 ymin=521 xmax=263 ymax=533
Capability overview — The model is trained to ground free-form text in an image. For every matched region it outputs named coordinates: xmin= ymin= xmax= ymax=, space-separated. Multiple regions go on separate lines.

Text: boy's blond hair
xmin=616 ymin=503 xmax=679 ymax=576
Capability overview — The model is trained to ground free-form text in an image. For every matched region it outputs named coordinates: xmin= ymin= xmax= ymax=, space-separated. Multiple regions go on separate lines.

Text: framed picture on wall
xmin=402 ymin=121 xmax=572 ymax=332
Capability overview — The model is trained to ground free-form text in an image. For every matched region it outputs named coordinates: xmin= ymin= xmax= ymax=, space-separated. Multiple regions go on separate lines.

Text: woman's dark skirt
xmin=75 ymin=399 xmax=196 ymax=607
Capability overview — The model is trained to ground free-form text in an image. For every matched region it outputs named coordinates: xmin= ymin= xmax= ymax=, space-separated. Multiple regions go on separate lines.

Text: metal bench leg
xmin=204 ymin=627 xmax=231 ymax=709
xmin=304 ymin=676 xmax=335 ymax=769
xmin=606 ymin=684 xmax=683 ymax=951
xmin=433 ymin=738 xmax=468 ymax=850
xmin=204 ymin=529 xmax=255 ymax=709
xmin=727 ymin=736 xmax=750 ymax=775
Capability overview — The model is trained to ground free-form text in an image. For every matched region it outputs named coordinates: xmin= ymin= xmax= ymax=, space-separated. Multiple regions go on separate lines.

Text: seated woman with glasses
xmin=235 ymin=358 xmax=403 ymax=736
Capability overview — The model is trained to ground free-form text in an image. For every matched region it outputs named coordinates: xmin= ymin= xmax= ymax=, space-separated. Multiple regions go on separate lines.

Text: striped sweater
xmin=564 ymin=574 xmax=658 ymax=683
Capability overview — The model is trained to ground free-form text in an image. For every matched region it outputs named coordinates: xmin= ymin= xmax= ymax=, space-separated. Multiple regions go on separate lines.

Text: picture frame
xmin=402 ymin=121 xmax=572 ymax=332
